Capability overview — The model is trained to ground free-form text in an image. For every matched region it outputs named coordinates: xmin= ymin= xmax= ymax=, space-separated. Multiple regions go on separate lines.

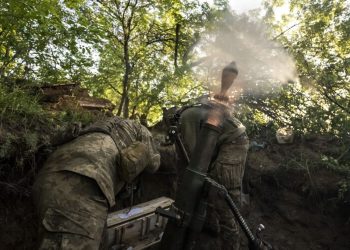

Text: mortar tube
xmin=160 ymin=122 xmax=222 ymax=250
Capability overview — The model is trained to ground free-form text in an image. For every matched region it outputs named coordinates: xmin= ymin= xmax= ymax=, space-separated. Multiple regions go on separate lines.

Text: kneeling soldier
xmin=32 ymin=117 xmax=160 ymax=250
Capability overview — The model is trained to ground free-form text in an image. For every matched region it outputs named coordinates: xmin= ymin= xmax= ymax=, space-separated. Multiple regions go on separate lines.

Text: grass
xmin=0 ymin=84 xmax=100 ymax=189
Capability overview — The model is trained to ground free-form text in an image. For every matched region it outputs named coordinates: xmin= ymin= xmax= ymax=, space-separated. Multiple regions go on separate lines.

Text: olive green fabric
xmin=209 ymin=134 xmax=249 ymax=201
xmin=179 ymin=102 xmax=246 ymax=156
xmin=204 ymin=134 xmax=249 ymax=250
xmin=39 ymin=133 xmax=121 ymax=207
xmin=179 ymin=102 xmax=249 ymax=250
xmin=120 ymin=141 xmax=152 ymax=183
xmin=33 ymin=117 xmax=160 ymax=250
xmin=39 ymin=119 xmax=160 ymax=207
xmin=138 ymin=125 xmax=161 ymax=174
xmin=32 ymin=171 xmax=108 ymax=250
xmin=80 ymin=116 xmax=137 ymax=150
xmin=179 ymin=105 xmax=207 ymax=155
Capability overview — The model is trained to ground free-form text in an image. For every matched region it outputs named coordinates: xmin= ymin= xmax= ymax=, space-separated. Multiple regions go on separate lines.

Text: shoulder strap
xmin=79 ymin=116 xmax=134 ymax=150
xmin=174 ymin=103 xmax=204 ymax=119
xmin=216 ymin=116 xmax=246 ymax=146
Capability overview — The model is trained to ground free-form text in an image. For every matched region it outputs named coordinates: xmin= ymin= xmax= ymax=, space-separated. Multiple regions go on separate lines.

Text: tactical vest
xmin=52 ymin=116 xmax=142 ymax=151
xmin=79 ymin=116 xmax=141 ymax=151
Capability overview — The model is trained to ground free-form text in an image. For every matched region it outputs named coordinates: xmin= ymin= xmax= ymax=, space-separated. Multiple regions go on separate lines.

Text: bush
xmin=0 ymin=84 xmax=99 ymax=186
xmin=0 ymin=85 xmax=45 ymax=125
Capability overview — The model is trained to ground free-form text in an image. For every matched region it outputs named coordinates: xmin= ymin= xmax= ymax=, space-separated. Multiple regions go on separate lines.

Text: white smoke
xmin=194 ymin=13 xmax=298 ymax=97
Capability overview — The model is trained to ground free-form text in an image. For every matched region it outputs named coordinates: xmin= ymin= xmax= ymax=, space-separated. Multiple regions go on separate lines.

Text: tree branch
xmin=174 ymin=23 xmax=180 ymax=69
xmin=322 ymin=89 xmax=350 ymax=114
xmin=108 ymin=83 xmax=122 ymax=96
xmin=272 ymin=22 xmax=300 ymax=41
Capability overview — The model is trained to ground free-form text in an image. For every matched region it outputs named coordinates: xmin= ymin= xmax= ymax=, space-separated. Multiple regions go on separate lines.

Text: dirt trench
xmin=0 ymin=139 xmax=349 ymax=250
xmin=242 ymin=143 xmax=350 ymax=250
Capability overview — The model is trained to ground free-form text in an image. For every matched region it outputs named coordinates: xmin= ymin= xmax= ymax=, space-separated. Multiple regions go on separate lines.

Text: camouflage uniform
xmin=32 ymin=117 xmax=160 ymax=250
xmin=179 ymin=101 xmax=249 ymax=250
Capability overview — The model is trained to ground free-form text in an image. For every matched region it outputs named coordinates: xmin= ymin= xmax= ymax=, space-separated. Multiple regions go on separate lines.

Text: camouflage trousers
xmin=195 ymin=134 xmax=249 ymax=250
xmin=32 ymin=171 xmax=109 ymax=250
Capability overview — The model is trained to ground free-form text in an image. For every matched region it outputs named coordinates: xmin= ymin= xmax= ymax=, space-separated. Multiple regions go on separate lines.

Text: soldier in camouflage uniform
xmin=178 ymin=62 xmax=249 ymax=250
xmin=32 ymin=117 xmax=160 ymax=250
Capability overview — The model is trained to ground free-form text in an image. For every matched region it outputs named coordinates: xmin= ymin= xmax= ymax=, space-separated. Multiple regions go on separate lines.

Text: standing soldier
xmin=32 ymin=117 xmax=160 ymax=249
xmin=178 ymin=61 xmax=249 ymax=250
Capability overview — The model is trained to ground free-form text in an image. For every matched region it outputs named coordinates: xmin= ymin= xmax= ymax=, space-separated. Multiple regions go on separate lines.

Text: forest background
xmin=0 ymin=0 xmax=349 ymax=219
xmin=1 ymin=0 xmax=349 ymax=174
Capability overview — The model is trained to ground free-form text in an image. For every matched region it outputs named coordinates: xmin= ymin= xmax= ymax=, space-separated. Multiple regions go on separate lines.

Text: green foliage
xmin=0 ymin=85 xmax=46 ymax=164
xmin=320 ymin=154 xmax=350 ymax=174
xmin=0 ymin=131 xmax=17 ymax=159
xmin=0 ymin=0 xmax=96 ymax=84
xmin=0 ymin=85 xmax=44 ymax=123
xmin=80 ymin=0 xmax=226 ymax=122
xmin=0 ymin=83 xmax=104 ymax=187
xmin=0 ymin=84 xmax=36 ymax=180
xmin=229 ymin=0 xmax=350 ymax=139
xmin=23 ymin=132 xmax=39 ymax=154
xmin=58 ymin=108 xmax=96 ymax=126
xmin=235 ymin=104 xmax=277 ymax=139
xmin=0 ymin=0 xmax=348 ymax=138
xmin=338 ymin=177 xmax=350 ymax=200
xmin=0 ymin=0 xmax=229 ymax=123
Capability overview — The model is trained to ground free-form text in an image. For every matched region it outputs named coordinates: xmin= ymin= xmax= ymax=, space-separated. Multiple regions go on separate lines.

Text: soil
xmin=0 ymin=135 xmax=349 ymax=250
xmin=244 ymin=141 xmax=350 ymax=250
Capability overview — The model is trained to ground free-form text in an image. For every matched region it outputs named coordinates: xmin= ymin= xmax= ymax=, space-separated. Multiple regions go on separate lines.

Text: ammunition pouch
xmin=42 ymin=207 xmax=102 ymax=240
xmin=119 ymin=141 xmax=150 ymax=183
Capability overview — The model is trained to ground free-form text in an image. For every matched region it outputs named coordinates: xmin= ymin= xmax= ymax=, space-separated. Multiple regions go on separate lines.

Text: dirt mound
xmin=0 ymin=131 xmax=349 ymax=249
xmin=0 ymin=198 xmax=37 ymax=250
xmin=244 ymin=143 xmax=350 ymax=250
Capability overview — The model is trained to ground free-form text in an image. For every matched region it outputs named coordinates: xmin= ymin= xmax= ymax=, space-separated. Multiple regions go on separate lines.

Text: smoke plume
xmin=195 ymin=12 xmax=298 ymax=97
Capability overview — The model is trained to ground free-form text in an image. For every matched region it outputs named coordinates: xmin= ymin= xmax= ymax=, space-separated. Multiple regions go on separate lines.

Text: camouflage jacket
xmin=39 ymin=117 xmax=160 ymax=207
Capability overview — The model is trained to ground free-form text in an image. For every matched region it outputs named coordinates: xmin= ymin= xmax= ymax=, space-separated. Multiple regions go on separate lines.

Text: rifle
xmin=157 ymin=111 xmax=274 ymax=250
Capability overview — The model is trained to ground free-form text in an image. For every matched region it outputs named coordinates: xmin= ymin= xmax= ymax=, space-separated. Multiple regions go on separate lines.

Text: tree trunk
xmin=117 ymin=92 xmax=125 ymax=116
xmin=174 ymin=23 xmax=180 ymax=70
xmin=117 ymin=28 xmax=131 ymax=117
xmin=123 ymin=94 xmax=129 ymax=118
